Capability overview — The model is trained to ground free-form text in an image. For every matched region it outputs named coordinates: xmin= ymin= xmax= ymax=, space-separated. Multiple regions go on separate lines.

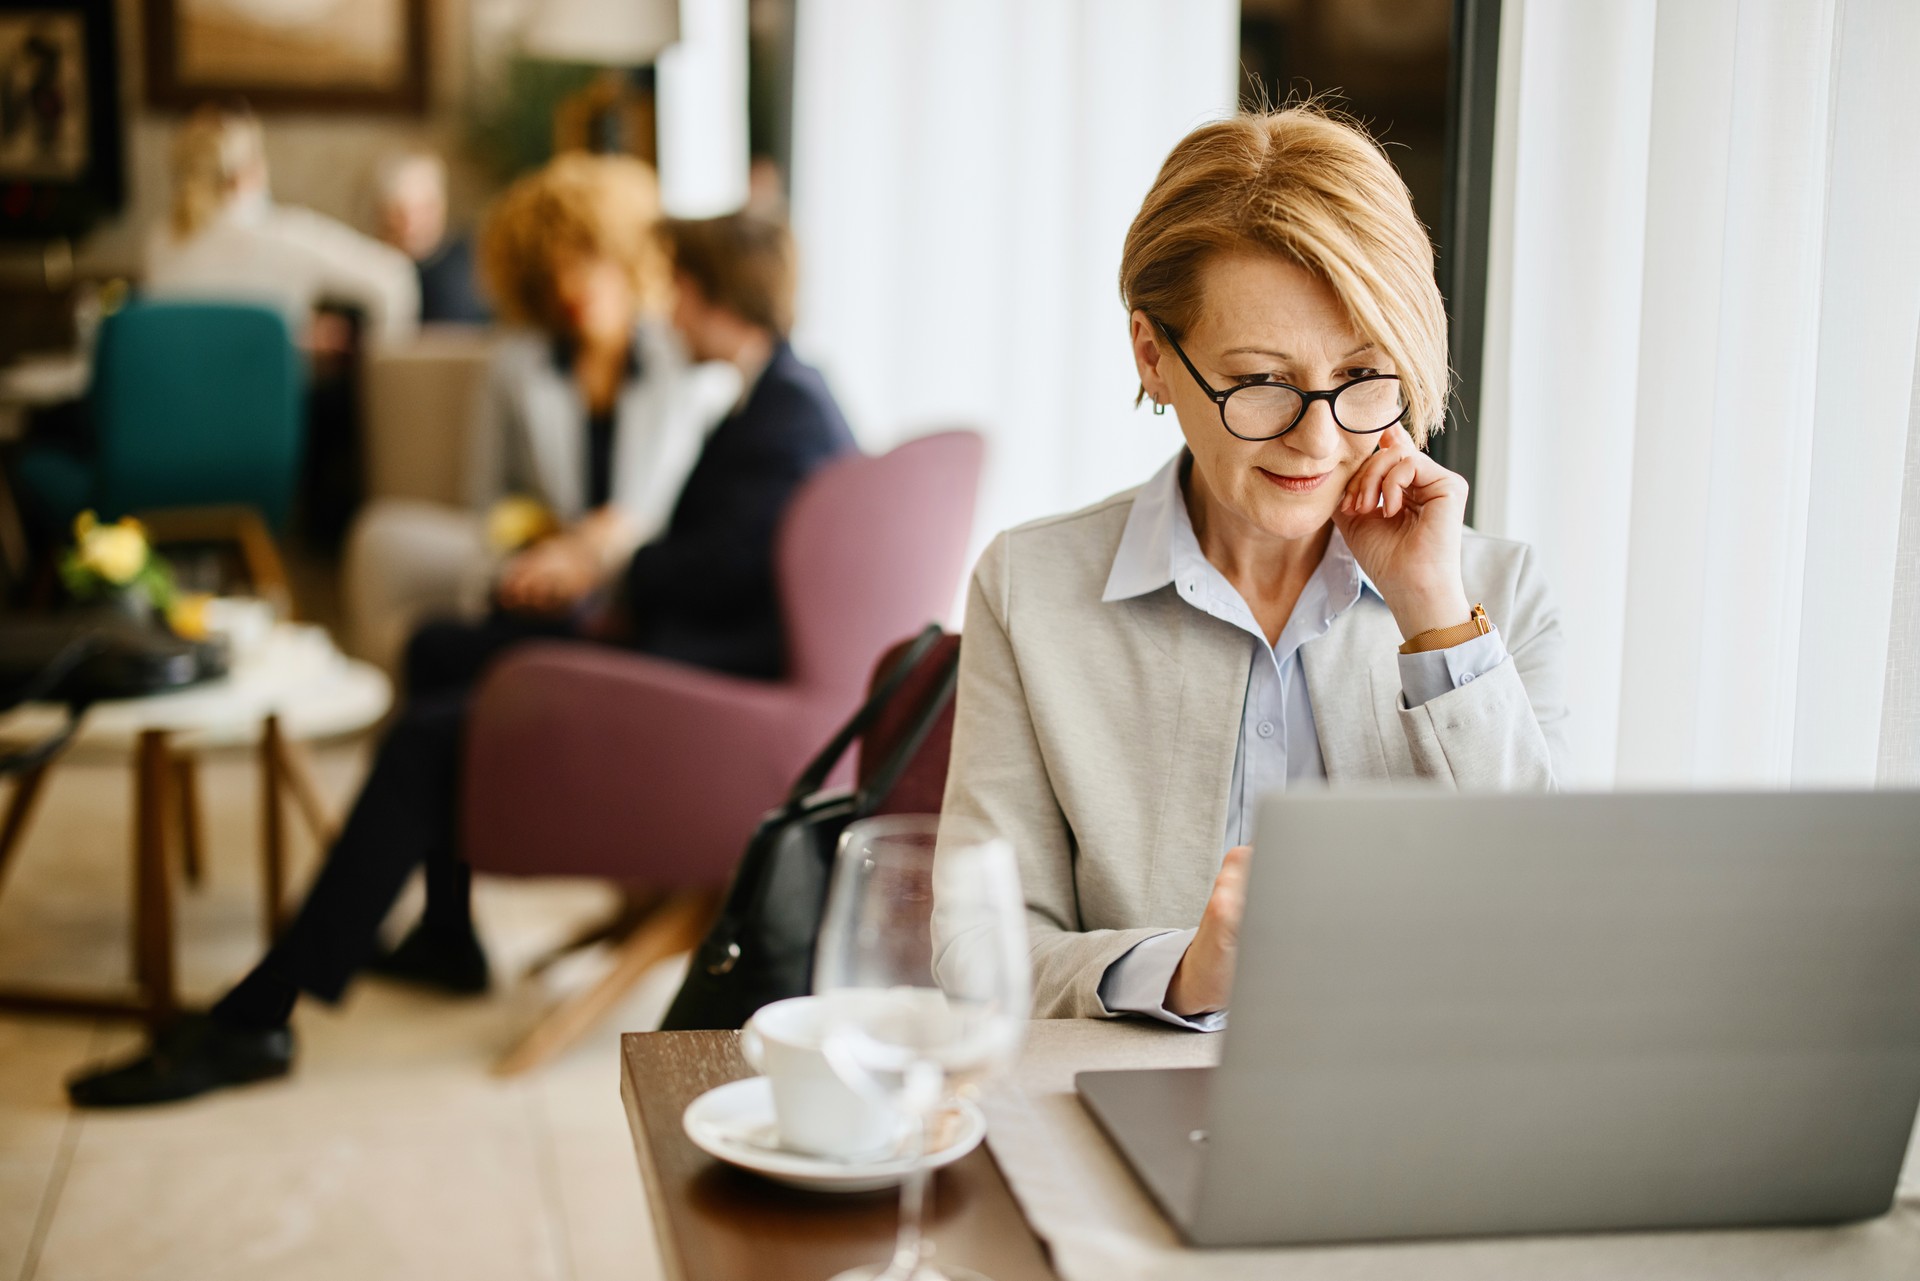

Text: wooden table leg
xmin=133 ymin=730 xmax=177 ymax=1030
xmin=174 ymin=753 xmax=204 ymax=887
xmin=260 ymin=715 xmax=288 ymax=944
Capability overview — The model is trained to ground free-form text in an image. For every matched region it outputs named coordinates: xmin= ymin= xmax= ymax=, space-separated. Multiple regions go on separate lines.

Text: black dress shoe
xmin=364 ymin=922 xmax=491 ymax=996
xmin=67 ymin=1013 xmax=293 ymax=1108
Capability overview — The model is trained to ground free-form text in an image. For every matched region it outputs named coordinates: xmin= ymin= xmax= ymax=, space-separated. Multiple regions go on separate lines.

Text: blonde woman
xmin=145 ymin=105 xmax=417 ymax=343
xmin=345 ymin=153 xmax=736 ymax=667
xmin=936 ymin=106 xmax=1570 ymax=1027
xmin=466 ymin=152 xmax=737 ymax=618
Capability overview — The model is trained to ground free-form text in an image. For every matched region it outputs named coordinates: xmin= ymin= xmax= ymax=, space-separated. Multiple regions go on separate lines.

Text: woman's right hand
xmin=1166 ymin=845 xmax=1251 ymax=1017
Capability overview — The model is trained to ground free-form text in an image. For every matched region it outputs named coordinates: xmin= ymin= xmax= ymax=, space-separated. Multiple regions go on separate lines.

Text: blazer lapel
xmin=518 ymin=369 xmax=585 ymax=519
xmin=1302 ymin=602 xmax=1398 ymax=782
xmin=1137 ymin=591 xmax=1251 ymax=909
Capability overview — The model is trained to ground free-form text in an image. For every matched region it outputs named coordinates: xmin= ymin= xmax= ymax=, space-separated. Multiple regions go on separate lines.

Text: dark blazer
xmin=619 ymin=341 xmax=856 ymax=678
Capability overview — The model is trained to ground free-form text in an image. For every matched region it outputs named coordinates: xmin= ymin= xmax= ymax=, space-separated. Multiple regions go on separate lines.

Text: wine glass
xmin=813 ymin=814 xmax=1030 ymax=1281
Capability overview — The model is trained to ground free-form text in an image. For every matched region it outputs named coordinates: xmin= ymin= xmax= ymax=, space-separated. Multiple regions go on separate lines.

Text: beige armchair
xmin=345 ymin=325 xmax=500 ymax=671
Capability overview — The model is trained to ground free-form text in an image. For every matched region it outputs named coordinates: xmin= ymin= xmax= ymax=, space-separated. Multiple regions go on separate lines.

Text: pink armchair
xmin=461 ymin=430 xmax=984 ymax=1071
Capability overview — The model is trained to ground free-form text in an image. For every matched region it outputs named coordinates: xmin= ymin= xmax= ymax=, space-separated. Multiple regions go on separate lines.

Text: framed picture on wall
xmin=143 ymin=0 xmax=429 ymax=114
xmin=0 ymin=0 xmax=125 ymax=239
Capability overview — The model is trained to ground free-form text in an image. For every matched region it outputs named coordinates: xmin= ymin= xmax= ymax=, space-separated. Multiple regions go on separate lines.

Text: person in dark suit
xmin=67 ymin=214 xmax=857 ymax=1107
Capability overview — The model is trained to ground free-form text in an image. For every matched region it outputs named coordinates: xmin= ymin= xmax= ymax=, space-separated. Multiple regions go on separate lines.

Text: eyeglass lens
xmin=1223 ymin=379 xmax=1403 ymax=440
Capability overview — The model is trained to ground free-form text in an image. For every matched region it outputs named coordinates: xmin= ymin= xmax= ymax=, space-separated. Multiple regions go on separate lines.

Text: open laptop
xmin=1077 ymin=790 xmax=1920 ymax=1247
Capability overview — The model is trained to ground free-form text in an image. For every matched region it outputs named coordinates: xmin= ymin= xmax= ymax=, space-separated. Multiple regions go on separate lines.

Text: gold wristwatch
xmin=1398 ymin=603 xmax=1490 ymax=655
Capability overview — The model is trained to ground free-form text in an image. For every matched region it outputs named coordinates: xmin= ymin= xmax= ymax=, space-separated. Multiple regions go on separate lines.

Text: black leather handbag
xmin=661 ymin=624 xmax=961 ymax=1031
xmin=0 ymin=616 xmax=229 ymax=776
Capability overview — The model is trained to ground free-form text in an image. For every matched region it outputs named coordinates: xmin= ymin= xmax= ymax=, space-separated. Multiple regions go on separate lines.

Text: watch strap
xmin=1398 ymin=603 xmax=1490 ymax=655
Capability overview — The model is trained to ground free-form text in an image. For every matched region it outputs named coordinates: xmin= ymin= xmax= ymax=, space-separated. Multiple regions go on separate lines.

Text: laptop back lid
xmin=1192 ymin=790 xmax=1920 ymax=1247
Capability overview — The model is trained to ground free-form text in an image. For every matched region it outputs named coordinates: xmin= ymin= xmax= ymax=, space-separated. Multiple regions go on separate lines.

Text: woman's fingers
xmin=1380 ymin=455 xmax=1422 ymax=517
xmin=1343 ymin=432 xmax=1417 ymax=515
xmin=1345 ymin=428 xmax=1465 ymax=521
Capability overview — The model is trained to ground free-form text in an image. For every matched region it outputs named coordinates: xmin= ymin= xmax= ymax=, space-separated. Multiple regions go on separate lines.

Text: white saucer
xmin=682 ymin=1076 xmax=986 ymax=1193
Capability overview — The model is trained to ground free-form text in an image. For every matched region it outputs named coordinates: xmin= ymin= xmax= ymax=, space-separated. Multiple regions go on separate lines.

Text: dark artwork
xmin=0 ymin=12 xmax=85 ymax=178
xmin=0 ymin=0 xmax=123 ymax=240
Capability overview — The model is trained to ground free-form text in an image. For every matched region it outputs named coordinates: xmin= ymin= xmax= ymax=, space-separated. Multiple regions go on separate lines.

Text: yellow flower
xmin=166 ymin=593 xmax=212 ymax=640
xmin=80 ymin=518 xmax=150 ymax=585
xmin=487 ymin=496 xmax=560 ymax=553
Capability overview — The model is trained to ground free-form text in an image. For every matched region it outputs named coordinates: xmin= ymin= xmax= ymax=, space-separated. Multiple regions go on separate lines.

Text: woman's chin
xmin=1243 ymin=493 xmax=1340 ymax=542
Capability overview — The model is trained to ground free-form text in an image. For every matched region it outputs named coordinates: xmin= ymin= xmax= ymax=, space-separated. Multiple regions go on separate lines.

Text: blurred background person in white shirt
xmin=145 ymin=103 xmax=419 ymax=348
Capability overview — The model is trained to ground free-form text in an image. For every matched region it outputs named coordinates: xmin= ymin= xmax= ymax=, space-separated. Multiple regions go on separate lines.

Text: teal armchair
xmin=18 ymin=300 xmax=306 ymax=534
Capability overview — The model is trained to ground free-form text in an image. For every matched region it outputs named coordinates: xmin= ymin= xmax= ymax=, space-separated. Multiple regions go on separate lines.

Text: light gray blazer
xmin=936 ymin=486 xmax=1570 ymax=1019
xmin=465 ymin=320 xmax=738 ymax=539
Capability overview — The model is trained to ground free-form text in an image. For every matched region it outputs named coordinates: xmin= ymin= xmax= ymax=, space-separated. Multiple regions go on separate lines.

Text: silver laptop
xmin=1077 ymin=790 xmax=1920 ymax=1247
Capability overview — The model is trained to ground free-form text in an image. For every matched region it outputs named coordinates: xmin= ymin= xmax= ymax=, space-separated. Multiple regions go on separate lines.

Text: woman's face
xmin=551 ymin=251 xmax=637 ymax=345
xmin=1133 ymin=251 xmax=1393 ymax=545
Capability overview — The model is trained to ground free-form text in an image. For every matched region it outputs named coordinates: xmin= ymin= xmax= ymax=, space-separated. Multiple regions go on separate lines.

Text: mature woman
xmin=345 ymin=153 xmax=735 ymax=667
xmin=937 ymin=107 xmax=1569 ymax=1027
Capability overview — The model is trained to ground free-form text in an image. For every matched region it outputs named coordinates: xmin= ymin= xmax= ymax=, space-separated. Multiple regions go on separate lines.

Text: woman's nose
xmin=1285 ymin=395 xmax=1344 ymax=454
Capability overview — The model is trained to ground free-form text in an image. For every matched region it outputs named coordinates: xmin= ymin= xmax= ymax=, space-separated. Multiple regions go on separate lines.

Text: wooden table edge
xmin=620 ymin=1029 xmax=1059 ymax=1281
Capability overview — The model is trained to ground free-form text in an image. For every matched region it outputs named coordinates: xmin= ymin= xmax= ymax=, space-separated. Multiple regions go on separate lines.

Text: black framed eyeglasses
xmin=1152 ymin=318 xmax=1406 ymax=442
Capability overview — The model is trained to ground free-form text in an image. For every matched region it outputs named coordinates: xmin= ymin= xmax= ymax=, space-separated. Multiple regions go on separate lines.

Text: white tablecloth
xmin=980 ymin=1020 xmax=1920 ymax=1281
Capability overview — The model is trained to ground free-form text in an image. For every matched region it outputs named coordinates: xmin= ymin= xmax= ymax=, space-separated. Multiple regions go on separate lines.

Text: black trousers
xmin=247 ymin=611 xmax=578 ymax=1003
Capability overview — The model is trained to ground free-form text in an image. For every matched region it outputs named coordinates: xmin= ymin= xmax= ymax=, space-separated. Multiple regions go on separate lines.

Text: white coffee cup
xmin=741 ymin=993 xmax=899 ymax=1160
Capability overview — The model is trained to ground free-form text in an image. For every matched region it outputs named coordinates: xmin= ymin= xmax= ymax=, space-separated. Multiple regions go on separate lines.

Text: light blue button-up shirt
xmin=1095 ymin=452 xmax=1509 ymax=1029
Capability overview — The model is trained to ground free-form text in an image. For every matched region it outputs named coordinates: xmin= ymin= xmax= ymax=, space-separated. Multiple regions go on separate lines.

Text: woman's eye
xmin=1232 ymin=373 xmax=1275 ymax=386
xmin=1343 ymin=367 xmax=1382 ymax=381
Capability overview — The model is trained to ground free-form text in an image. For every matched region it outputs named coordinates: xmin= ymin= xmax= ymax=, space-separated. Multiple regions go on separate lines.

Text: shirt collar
xmin=1101 ymin=449 xmax=1380 ymax=606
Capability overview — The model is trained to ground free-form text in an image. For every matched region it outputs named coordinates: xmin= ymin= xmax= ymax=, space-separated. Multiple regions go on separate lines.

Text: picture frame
xmin=0 ymin=0 xmax=126 ymax=239
xmin=143 ymin=0 xmax=429 ymax=114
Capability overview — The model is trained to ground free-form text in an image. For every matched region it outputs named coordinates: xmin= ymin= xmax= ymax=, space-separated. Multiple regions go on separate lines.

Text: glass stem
xmin=884 ymin=1111 xmax=932 ymax=1279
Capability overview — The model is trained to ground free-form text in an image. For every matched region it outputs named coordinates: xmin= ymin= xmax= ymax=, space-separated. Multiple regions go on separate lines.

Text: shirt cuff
xmin=1397 ymin=625 xmax=1511 ymax=708
xmin=1096 ymin=928 xmax=1227 ymax=1032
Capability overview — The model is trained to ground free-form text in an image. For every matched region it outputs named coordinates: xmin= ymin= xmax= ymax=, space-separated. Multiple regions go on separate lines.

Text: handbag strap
xmin=0 ymin=634 xmax=103 ymax=777
xmin=781 ymin=623 xmax=946 ymax=807
xmin=853 ymin=644 xmax=961 ymax=817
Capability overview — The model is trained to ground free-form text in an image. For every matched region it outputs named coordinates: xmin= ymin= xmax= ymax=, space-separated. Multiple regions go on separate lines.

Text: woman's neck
xmin=1183 ymin=459 xmax=1331 ymax=646
xmin=572 ymin=331 xmax=630 ymax=415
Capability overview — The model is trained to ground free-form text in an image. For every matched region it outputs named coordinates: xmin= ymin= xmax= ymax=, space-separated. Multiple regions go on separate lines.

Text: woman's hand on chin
xmin=1332 ymin=424 xmax=1473 ymax=639
xmin=1167 ymin=845 xmax=1251 ymax=1017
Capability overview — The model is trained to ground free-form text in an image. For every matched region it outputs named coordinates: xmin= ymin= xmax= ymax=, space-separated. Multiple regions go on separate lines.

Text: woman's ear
xmin=1130 ymin=310 xmax=1171 ymax=409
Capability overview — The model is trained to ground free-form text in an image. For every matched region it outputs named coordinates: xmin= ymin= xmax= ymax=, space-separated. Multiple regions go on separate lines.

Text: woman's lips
xmin=1257 ymin=467 xmax=1332 ymax=494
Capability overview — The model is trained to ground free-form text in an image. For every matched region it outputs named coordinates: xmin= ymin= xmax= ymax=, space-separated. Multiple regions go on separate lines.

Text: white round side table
xmin=0 ymin=623 xmax=393 ymax=1029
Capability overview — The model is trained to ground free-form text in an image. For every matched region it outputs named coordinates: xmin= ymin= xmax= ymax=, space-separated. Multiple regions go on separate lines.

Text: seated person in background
xmin=345 ymin=152 xmax=735 ymax=667
xmin=67 ymin=212 xmax=857 ymax=1108
xmin=933 ymin=105 xmax=1570 ymax=1029
xmin=145 ymin=104 xmax=418 ymax=346
xmin=372 ymin=149 xmax=491 ymax=325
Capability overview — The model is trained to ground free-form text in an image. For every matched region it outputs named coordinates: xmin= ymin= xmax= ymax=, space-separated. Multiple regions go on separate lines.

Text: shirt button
xmin=1460 ymin=671 xmax=1476 ymax=684
xmin=1257 ymin=721 xmax=1275 ymax=738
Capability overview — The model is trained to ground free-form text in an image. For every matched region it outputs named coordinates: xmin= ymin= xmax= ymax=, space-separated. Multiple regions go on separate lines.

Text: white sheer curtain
xmin=1475 ymin=0 xmax=1920 ymax=788
xmin=788 ymin=0 xmax=1240 ymax=549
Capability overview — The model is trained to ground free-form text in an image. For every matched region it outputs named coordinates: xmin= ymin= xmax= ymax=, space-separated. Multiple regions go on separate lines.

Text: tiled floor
xmin=0 ymin=736 xmax=682 ymax=1281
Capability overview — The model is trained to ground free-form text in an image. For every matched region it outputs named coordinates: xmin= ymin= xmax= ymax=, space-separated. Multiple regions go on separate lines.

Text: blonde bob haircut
xmin=478 ymin=153 xmax=668 ymax=333
xmin=170 ymin=104 xmax=264 ymax=240
xmin=1120 ymin=105 xmax=1449 ymax=445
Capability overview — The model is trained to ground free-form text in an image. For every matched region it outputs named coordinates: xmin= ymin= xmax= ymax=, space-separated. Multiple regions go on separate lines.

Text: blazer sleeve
xmin=1392 ymin=541 xmax=1571 ymax=789
xmin=936 ymin=534 xmax=1201 ymax=1019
